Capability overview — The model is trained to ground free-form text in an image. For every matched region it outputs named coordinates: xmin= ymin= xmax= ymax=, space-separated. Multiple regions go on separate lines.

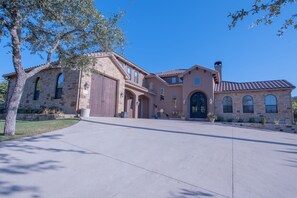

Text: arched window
xmin=223 ymin=96 xmax=233 ymax=113
xmin=33 ymin=77 xmax=40 ymax=100
xmin=265 ymin=95 xmax=277 ymax=113
xmin=55 ymin=73 xmax=64 ymax=99
xmin=243 ymin=95 xmax=254 ymax=113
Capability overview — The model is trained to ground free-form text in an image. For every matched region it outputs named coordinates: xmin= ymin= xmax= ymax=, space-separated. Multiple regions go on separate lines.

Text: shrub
xmin=238 ymin=118 xmax=244 ymax=123
xmin=207 ymin=112 xmax=217 ymax=120
xmin=260 ymin=118 xmax=267 ymax=125
xmin=274 ymin=119 xmax=280 ymax=125
xmin=17 ymin=107 xmax=64 ymax=114
xmin=216 ymin=116 xmax=224 ymax=122
xmin=249 ymin=117 xmax=256 ymax=123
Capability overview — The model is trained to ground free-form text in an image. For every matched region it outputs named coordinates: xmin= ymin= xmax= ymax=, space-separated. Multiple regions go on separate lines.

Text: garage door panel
xmin=102 ymin=77 xmax=117 ymax=116
xmin=90 ymin=74 xmax=117 ymax=117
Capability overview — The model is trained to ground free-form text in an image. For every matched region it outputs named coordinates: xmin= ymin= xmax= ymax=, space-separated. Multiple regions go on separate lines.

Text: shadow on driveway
xmin=0 ymin=133 xmax=95 ymax=197
xmin=168 ymin=188 xmax=215 ymax=198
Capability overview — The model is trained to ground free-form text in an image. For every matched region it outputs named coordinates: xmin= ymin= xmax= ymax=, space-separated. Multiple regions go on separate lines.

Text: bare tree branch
xmin=26 ymin=38 xmax=61 ymax=78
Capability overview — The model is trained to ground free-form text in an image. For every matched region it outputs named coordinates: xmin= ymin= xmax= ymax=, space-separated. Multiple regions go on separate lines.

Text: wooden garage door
xmin=90 ymin=74 xmax=117 ymax=117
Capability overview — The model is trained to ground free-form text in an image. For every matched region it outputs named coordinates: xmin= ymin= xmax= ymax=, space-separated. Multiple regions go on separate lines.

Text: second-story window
xmin=127 ymin=67 xmax=132 ymax=80
xmin=171 ymin=77 xmax=177 ymax=84
xmin=160 ymin=88 xmax=164 ymax=101
xmin=134 ymin=71 xmax=139 ymax=83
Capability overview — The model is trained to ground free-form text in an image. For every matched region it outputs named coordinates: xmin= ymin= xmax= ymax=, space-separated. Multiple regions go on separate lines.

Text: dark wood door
xmin=190 ymin=92 xmax=207 ymax=118
xmin=90 ymin=74 xmax=117 ymax=117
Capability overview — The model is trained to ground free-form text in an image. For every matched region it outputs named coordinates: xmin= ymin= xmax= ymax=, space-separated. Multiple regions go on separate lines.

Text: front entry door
xmin=190 ymin=92 xmax=207 ymax=118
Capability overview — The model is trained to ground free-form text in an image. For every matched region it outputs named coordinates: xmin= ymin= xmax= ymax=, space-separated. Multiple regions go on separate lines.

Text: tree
xmin=293 ymin=96 xmax=297 ymax=122
xmin=0 ymin=79 xmax=8 ymax=104
xmin=0 ymin=0 xmax=125 ymax=135
xmin=228 ymin=0 xmax=297 ymax=36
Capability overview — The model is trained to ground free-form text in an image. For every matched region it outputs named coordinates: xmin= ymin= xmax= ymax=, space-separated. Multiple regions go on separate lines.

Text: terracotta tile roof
xmin=215 ymin=80 xmax=295 ymax=92
xmin=155 ymin=69 xmax=187 ymax=77
xmin=3 ymin=62 xmax=59 ymax=78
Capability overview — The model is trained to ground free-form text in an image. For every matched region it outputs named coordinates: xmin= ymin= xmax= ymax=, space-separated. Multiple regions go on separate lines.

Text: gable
xmin=93 ymin=56 xmax=128 ymax=80
xmin=182 ymin=65 xmax=220 ymax=83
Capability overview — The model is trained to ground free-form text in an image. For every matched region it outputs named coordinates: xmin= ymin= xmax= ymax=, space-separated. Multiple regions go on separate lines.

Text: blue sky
xmin=1 ymin=0 xmax=296 ymax=96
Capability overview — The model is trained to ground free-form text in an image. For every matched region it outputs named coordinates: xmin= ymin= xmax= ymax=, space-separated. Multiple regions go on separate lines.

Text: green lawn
xmin=0 ymin=118 xmax=79 ymax=142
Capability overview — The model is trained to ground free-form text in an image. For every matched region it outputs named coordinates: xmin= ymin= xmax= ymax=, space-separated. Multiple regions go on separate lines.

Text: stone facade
xmin=7 ymin=68 xmax=80 ymax=114
xmin=214 ymin=90 xmax=294 ymax=124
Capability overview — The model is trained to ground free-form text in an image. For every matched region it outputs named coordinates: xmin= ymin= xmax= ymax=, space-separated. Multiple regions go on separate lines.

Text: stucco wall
xmin=118 ymin=60 xmax=147 ymax=87
xmin=182 ymin=68 xmax=215 ymax=118
xmin=145 ymin=77 xmax=183 ymax=118
xmin=78 ymin=57 xmax=126 ymax=116
xmin=7 ymin=68 xmax=80 ymax=114
xmin=214 ymin=89 xmax=294 ymax=123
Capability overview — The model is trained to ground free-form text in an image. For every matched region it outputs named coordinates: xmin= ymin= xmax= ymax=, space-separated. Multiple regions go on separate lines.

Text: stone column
xmin=148 ymin=95 xmax=154 ymax=118
xmin=134 ymin=94 xmax=139 ymax=119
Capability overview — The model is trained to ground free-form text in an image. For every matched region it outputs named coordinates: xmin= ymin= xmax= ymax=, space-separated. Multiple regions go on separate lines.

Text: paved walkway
xmin=1 ymin=117 xmax=297 ymax=198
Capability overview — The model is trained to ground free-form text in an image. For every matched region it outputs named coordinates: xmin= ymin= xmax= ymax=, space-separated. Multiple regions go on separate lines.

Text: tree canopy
xmin=0 ymin=0 xmax=125 ymax=72
xmin=0 ymin=80 xmax=8 ymax=104
xmin=292 ymin=97 xmax=297 ymax=122
xmin=228 ymin=0 xmax=297 ymax=36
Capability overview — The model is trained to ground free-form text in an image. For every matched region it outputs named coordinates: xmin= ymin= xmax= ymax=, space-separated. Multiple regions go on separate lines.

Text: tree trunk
xmin=4 ymin=9 xmax=26 ymax=136
xmin=4 ymin=75 xmax=27 ymax=135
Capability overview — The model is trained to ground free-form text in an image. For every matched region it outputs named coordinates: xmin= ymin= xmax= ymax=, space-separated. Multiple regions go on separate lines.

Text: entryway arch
xmin=138 ymin=95 xmax=149 ymax=118
xmin=190 ymin=91 xmax=207 ymax=118
xmin=124 ymin=89 xmax=136 ymax=118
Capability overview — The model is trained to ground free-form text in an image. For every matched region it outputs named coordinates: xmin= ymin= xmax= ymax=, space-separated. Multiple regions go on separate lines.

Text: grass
xmin=0 ymin=118 xmax=79 ymax=142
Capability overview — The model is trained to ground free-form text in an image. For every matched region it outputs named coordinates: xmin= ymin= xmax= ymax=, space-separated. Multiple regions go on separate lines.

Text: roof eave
xmin=112 ymin=52 xmax=150 ymax=75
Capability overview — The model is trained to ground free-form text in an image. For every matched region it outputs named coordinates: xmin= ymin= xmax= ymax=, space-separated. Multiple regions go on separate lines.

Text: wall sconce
xmin=84 ymin=82 xmax=90 ymax=90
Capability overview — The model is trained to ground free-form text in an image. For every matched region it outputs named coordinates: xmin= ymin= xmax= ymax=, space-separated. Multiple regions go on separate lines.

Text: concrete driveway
xmin=1 ymin=118 xmax=297 ymax=198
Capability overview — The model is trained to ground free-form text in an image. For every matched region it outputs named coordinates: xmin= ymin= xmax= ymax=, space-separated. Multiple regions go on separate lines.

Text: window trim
xmin=33 ymin=77 xmax=40 ymax=100
xmin=134 ymin=70 xmax=139 ymax=83
xmin=223 ymin=96 xmax=233 ymax=113
xmin=127 ymin=67 xmax=132 ymax=80
xmin=160 ymin=88 xmax=165 ymax=101
xmin=243 ymin=95 xmax=254 ymax=113
xmin=265 ymin=94 xmax=278 ymax=113
xmin=55 ymin=73 xmax=64 ymax=99
xmin=171 ymin=77 xmax=177 ymax=84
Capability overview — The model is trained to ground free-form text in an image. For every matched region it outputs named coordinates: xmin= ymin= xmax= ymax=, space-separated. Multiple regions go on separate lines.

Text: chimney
xmin=214 ymin=61 xmax=222 ymax=80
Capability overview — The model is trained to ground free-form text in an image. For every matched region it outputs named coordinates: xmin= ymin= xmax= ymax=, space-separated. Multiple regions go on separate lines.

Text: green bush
xmin=17 ymin=107 xmax=63 ymax=114
xmin=216 ymin=116 xmax=224 ymax=122
xmin=260 ymin=118 xmax=267 ymax=125
xmin=274 ymin=119 xmax=280 ymax=125
xmin=238 ymin=118 xmax=244 ymax=123
xmin=249 ymin=117 xmax=256 ymax=123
